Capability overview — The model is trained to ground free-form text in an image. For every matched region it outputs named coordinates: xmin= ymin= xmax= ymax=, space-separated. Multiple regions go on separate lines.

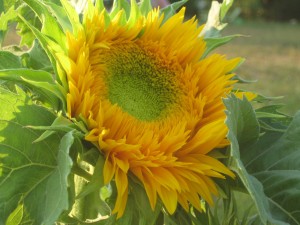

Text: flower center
xmin=104 ymin=44 xmax=179 ymax=121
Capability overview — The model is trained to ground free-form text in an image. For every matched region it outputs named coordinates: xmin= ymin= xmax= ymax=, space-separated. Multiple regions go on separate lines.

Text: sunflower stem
xmin=71 ymin=175 xmax=88 ymax=220
xmin=72 ymin=164 xmax=92 ymax=182
xmin=71 ymin=166 xmax=99 ymax=221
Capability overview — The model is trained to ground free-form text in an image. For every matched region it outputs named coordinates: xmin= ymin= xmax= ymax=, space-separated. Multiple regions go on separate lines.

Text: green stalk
xmin=71 ymin=175 xmax=86 ymax=220
xmin=71 ymin=165 xmax=99 ymax=221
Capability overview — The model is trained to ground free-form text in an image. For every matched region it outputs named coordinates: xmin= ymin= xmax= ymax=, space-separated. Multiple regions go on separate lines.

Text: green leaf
xmin=22 ymin=0 xmax=66 ymax=50
xmin=224 ymin=95 xmax=271 ymax=225
xmin=22 ymin=77 xmax=66 ymax=109
xmin=224 ymin=95 xmax=260 ymax=149
xmin=0 ymin=87 xmax=74 ymax=224
xmin=0 ymin=31 xmax=3 ymax=46
xmin=0 ymin=6 xmax=17 ymax=32
xmin=0 ymin=0 xmax=3 ymax=12
xmin=0 ymin=0 xmax=23 ymax=46
xmin=17 ymin=10 xmax=66 ymax=86
xmin=1 ymin=0 xmax=17 ymax=11
xmin=244 ymin=112 xmax=300 ymax=225
xmin=16 ymin=4 xmax=41 ymax=47
xmin=22 ymin=40 xmax=52 ymax=71
xmin=0 ymin=68 xmax=55 ymax=83
xmin=225 ymin=95 xmax=300 ymax=225
xmin=0 ymin=69 xmax=65 ymax=109
xmin=5 ymin=203 xmax=23 ymax=225
xmin=0 ymin=51 xmax=23 ymax=69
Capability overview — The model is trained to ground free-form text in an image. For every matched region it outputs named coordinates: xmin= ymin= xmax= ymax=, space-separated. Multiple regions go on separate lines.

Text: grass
xmin=217 ymin=20 xmax=300 ymax=116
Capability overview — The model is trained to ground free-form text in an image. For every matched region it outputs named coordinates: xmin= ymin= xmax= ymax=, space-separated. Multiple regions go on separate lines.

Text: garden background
xmin=186 ymin=0 xmax=300 ymax=116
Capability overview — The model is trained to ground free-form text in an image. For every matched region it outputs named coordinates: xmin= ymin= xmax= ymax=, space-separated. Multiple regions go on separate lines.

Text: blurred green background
xmin=182 ymin=0 xmax=300 ymax=116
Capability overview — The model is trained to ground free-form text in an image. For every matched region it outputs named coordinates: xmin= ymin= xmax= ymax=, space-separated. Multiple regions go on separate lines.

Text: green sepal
xmin=220 ymin=0 xmax=234 ymax=21
xmin=254 ymin=93 xmax=284 ymax=103
xmin=140 ymin=0 xmax=152 ymax=16
xmin=107 ymin=178 xmax=162 ymax=225
xmin=131 ymin=181 xmax=162 ymax=225
xmin=28 ymin=115 xmax=84 ymax=143
xmin=232 ymin=74 xmax=257 ymax=84
xmin=41 ymin=0 xmax=73 ymax=33
xmin=201 ymin=0 xmax=235 ymax=38
xmin=255 ymin=111 xmax=286 ymax=119
xmin=107 ymin=0 xmax=129 ymax=26
xmin=59 ymin=0 xmax=81 ymax=36
xmin=163 ymin=206 xmax=192 ymax=225
xmin=200 ymin=0 xmax=233 ymax=38
xmin=110 ymin=0 xmax=130 ymax=20
xmin=202 ymin=35 xmax=242 ymax=58
xmin=95 ymin=0 xmax=105 ymax=12
xmin=127 ymin=0 xmax=140 ymax=27
xmin=76 ymin=156 xmax=105 ymax=199
xmin=160 ymin=0 xmax=188 ymax=24
xmin=256 ymin=104 xmax=292 ymax=133
xmin=80 ymin=148 xmax=102 ymax=166
xmin=83 ymin=0 xmax=98 ymax=22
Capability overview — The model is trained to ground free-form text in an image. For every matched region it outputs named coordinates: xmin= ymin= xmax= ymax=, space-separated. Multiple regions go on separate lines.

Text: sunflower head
xmin=58 ymin=0 xmax=252 ymax=218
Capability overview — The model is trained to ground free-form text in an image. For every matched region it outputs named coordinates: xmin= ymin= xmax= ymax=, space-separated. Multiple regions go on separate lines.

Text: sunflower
xmin=58 ymin=0 xmax=244 ymax=218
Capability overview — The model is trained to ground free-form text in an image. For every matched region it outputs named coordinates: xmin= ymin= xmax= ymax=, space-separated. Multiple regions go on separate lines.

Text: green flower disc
xmin=105 ymin=44 xmax=179 ymax=121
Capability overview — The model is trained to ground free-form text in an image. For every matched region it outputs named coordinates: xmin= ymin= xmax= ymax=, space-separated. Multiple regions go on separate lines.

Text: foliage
xmin=182 ymin=0 xmax=300 ymax=21
xmin=261 ymin=0 xmax=300 ymax=21
xmin=0 ymin=0 xmax=299 ymax=224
